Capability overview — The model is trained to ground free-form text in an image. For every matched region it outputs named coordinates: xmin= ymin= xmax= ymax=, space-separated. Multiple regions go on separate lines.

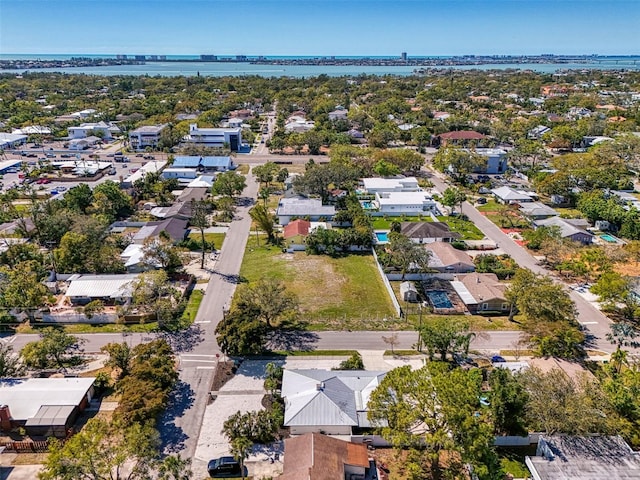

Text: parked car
xmin=45 ymin=153 xmax=56 ymax=158
xmin=207 ymin=457 xmax=242 ymax=478
xmin=476 ymin=197 xmax=487 ymax=205
xmin=491 ymin=355 xmax=506 ymax=363
xmin=136 ymin=153 xmax=144 ymax=157
xmin=57 ymin=186 xmax=67 ymax=192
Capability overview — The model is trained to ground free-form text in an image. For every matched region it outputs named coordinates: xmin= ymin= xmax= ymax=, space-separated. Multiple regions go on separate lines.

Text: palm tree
xmin=249 ymin=204 xmax=276 ymax=244
xmin=230 ymin=437 xmax=252 ymax=480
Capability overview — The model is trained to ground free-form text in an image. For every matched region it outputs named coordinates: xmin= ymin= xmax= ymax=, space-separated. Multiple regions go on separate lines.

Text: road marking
xmin=195 ymin=320 xmax=211 ymax=324
xmin=181 ymin=359 xmax=219 ymax=363
xmin=580 ymin=322 xmax=598 ymax=325
xmin=181 ymin=354 xmax=219 ymax=358
xmin=196 ymin=366 xmax=217 ymax=370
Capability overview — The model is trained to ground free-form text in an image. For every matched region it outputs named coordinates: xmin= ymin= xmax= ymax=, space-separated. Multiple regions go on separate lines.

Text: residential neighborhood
xmin=1 ymin=64 xmax=640 ymax=480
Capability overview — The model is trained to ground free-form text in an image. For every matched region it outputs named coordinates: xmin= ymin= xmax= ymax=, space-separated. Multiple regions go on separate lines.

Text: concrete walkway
xmin=359 ymin=350 xmax=427 ymax=371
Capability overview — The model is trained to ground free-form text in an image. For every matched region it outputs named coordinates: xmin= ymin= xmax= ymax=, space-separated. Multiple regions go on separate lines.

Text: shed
xmin=400 ymin=281 xmax=419 ymax=302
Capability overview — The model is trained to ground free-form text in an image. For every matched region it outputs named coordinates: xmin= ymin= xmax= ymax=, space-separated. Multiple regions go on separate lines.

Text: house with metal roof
xmin=362 ymin=176 xmax=420 ymax=194
xmin=533 ymin=217 xmax=594 ymax=245
xmin=276 ymin=197 xmax=336 ymax=226
xmin=0 ymin=377 xmax=95 ymax=437
xmin=64 ymin=273 xmax=139 ymax=305
xmin=282 ymin=370 xmax=386 ymax=435
xmin=491 ymin=186 xmax=534 ymax=204
xmin=425 ymin=242 xmax=475 ymax=273
xmin=526 ymin=435 xmax=640 ymax=480
xmin=121 ymin=160 xmax=167 ymax=188
xmin=518 ymin=201 xmax=559 ymax=221
xmin=171 ymin=155 xmax=235 ymax=172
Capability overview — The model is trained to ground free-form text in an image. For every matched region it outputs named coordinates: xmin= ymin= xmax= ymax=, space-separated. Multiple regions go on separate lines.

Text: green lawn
xmin=554 ymin=207 xmax=583 ymax=219
xmin=235 ymin=164 xmax=250 ymax=174
xmin=16 ymin=322 xmax=159 ymax=334
xmin=476 ymin=199 xmax=500 ymax=212
xmin=485 ymin=213 xmax=530 ymax=229
xmin=371 ymin=216 xmax=431 ymax=230
xmin=188 ymin=232 xmax=226 ymax=250
xmin=238 ymin=235 xmax=398 ymax=329
xmin=180 ymin=289 xmax=204 ymax=325
xmin=436 ymin=216 xmax=484 ymax=240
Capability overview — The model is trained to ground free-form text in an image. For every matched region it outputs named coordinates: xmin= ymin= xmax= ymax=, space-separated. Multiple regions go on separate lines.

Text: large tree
xmin=39 ymin=418 xmax=159 ymax=480
xmin=386 ymin=232 xmax=432 ymax=280
xmin=432 ymin=147 xmax=485 ymax=185
xmin=419 ymin=317 xmax=473 ymax=361
xmin=0 ymin=343 xmax=25 ymax=377
xmin=368 ymin=363 xmax=496 ymax=479
xmin=189 ymin=200 xmax=211 ymax=269
xmin=238 ymin=278 xmax=299 ymax=328
xmin=249 ymin=204 xmax=276 ymax=244
xmin=440 ymin=187 xmax=467 ymax=215
xmin=21 ymin=328 xmax=85 ymax=370
xmin=211 ymin=171 xmax=247 ymax=198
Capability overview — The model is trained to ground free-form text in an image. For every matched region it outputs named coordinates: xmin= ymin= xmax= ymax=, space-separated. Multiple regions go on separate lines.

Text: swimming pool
xmin=426 ymin=291 xmax=454 ymax=309
xmin=362 ymin=201 xmax=375 ymax=210
xmin=375 ymin=231 xmax=388 ymax=242
xmin=600 ymin=234 xmax=618 ymax=243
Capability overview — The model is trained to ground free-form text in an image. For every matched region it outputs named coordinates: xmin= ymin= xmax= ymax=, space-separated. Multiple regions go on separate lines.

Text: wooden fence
xmin=0 ymin=440 xmax=50 ymax=453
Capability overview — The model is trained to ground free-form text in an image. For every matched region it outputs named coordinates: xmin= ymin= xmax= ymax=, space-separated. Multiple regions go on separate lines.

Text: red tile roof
xmin=283 ymin=219 xmax=311 ymax=239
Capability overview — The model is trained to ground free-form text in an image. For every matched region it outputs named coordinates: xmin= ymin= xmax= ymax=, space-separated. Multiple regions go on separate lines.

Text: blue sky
xmin=1 ymin=0 xmax=638 ymax=55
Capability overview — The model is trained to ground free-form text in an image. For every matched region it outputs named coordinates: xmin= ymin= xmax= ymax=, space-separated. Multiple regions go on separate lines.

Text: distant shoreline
xmin=2 ymin=54 xmax=640 ymax=71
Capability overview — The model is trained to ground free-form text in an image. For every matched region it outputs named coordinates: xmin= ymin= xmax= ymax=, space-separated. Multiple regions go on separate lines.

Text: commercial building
xmin=68 ymin=121 xmax=118 ymax=140
xmin=129 ymin=124 xmax=168 ymax=151
xmin=184 ymin=124 xmax=242 ymax=151
xmin=0 ymin=132 xmax=28 ymax=149
xmin=171 ymin=155 xmax=235 ymax=172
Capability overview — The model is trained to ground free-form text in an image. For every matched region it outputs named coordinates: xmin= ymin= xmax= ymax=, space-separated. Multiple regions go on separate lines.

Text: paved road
xmin=425 ymin=168 xmax=614 ymax=351
xmin=1 ymin=329 xmax=524 ymax=356
xmin=162 ymin=169 xmax=260 ymax=465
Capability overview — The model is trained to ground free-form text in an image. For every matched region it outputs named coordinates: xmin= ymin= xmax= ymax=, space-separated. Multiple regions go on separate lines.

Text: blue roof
xmin=172 ymin=156 xmax=232 ymax=168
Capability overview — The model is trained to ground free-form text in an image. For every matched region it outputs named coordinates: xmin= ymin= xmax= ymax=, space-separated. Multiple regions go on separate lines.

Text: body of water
xmin=1 ymin=55 xmax=640 ymax=77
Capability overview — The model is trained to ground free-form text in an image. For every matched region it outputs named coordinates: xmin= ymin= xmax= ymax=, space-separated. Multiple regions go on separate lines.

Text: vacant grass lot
xmin=188 ymin=232 xmax=226 ymax=250
xmin=239 ymin=236 xmax=398 ymax=329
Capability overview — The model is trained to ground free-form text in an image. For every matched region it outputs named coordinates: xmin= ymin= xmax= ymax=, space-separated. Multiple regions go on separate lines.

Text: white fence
xmin=371 ymin=247 xmax=401 ymax=317
xmin=42 ymin=312 xmax=119 ymax=324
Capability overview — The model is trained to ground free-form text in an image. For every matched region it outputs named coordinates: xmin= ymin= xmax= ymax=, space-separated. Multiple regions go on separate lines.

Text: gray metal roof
xmin=65 ymin=274 xmax=139 ymax=298
xmin=277 ymin=198 xmax=336 ymax=217
xmin=282 ymin=370 xmax=386 ymax=428
xmin=25 ymin=405 xmax=76 ymax=427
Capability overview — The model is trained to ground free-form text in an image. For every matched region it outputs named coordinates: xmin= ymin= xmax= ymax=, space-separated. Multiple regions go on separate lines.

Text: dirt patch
xmin=614 ymin=261 xmax=640 ymax=276
xmin=210 ymin=361 xmax=236 ymax=393
xmin=8 ymin=453 xmax=49 ymax=465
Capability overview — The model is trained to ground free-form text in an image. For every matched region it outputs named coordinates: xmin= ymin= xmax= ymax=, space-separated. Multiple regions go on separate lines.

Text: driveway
xmin=0 ymin=464 xmax=43 ymax=480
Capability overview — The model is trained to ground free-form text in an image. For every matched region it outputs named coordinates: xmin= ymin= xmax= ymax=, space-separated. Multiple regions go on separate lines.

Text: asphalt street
xmin=425 ymin=168 xmax=615 ymax=352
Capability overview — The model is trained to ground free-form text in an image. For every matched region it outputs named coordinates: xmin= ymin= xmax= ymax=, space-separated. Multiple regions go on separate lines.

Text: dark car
xmin=207 ymin=457 xmax=242 ymax=478
xmin=491 ymin=355 xmax=506 ymax=363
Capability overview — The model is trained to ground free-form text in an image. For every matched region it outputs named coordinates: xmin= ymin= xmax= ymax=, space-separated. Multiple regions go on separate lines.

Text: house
xmin=362 ymin=176 xmax=420 ymax=194
xmin=450 ymin=272 xmax=508 ymax=313
xmin=347 ymin=129 xmax=364 ymax=139
xmin=462 ymin=148 xmax=507 ymax=174
xmin=526 ymin=435 xmax=640 ymax=480
xmin=68 ymin=121 xmax=118 ymax=139
xmin=533 ymin=217 xmax=594 ymax=245
xmin=400 ymin=281 xmax=419 ymax=302
xmin=12 ymin=125 xmax=52 ymax=136
xmin=0 ymin=377 xmax=95 ymax=438
xmin=171 ymin=155 xmax=235 ymax=172
xmin=491 ymin=186 xmax=534 ymax=204
xmin=328 ymin=108 xmax=349 ymax=121
xmin=278 ymin=433 xmax=372 ymax=480
xmin=283 ymin=219 xmax=311 ymax=251
xmin=121 ymin=160 xmax=167 ymax=188
xmin=375 ymin=191 xmax=437 ymax=215
xmin=187 ymin=175 xmax=215 ymax=189
xmin=68 ymin=136 xmax=101 ymax=151
xmin=0 ymin=132 xmax=28 ymax=149
xmin=425 ymin=242 xmax=475 ymax=273
xmin=65 ymin=273 xmax=139 ymax=305
xmin=282 ymin=369 xmax=386 ymax=435
xmin=161 ymin=167 xmax=199 ymax=183
xmin=132 ymin=218 xmax=189 ymax=244
xmin=528 ymin=125 xmax=551 ymax=140
xmin=437 ymin=130 xmax=487 ymax=147
xmin=433 ymin=111 xmax=451 ymax=121
xmin=611 ymin=190 xmax=640 ymax=211
xmin=119 ymin=243 xmax=162 ymax=273
xmin=129 ymin=124 xmax=168 ymax=151
xmin=285 ymin=116 xmax=315 ymax=133
xmin=400 ymin=222 xmax=461 ymax=244
xmin=184 ymin=124 xmax=242 ymax=151
xmin=518 ymin=202 xmax=558 ymax=221
xmin=276 ymin=197 xmax=336 ymax=226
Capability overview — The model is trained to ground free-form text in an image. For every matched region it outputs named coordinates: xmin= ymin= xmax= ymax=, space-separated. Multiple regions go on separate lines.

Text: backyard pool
xmin=600 ymin=233 xmax=618 ymax=243
xmin=426 ymin=291 xmax=454 ymax=309
xmin=361 ymin=201 xmax=375 ymax=210
xmin=375 ymin=231 xmax=389 ymax=242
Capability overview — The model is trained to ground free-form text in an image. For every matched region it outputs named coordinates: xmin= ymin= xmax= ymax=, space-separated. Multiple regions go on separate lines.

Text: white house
xmin=129 ymin=124 xmax=168 ymax=151
xmin=12 ymin=126 xmax=51 ymax=135
xmin=375 ymin=191 xmax=437 ymax=215
xmin=68 ymin=121 xmax=118 ymax=140
xmin=281 ymin=370 xmax=386 ymax=435
xmin=161 ymin=167 xmax=199 ymax=182
xmin=285 ymin=116 xmax=315 ymax=133
xmin=65 ymin=273 xmax=139 ymax=305
xmin=184 ymin=124 xmax=242 ymax=152
xmin=121 ymin=160 xmax=167 ymax=188
xmin=276 ymin=197 xmax=336 ymax=225
xmin=491 ymin=186 xmax=534 ymax=204
xmin=362 ymin=176 xmax=420 ymax=194
xmin=328 ymin=108 xmax=348 ymax=121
